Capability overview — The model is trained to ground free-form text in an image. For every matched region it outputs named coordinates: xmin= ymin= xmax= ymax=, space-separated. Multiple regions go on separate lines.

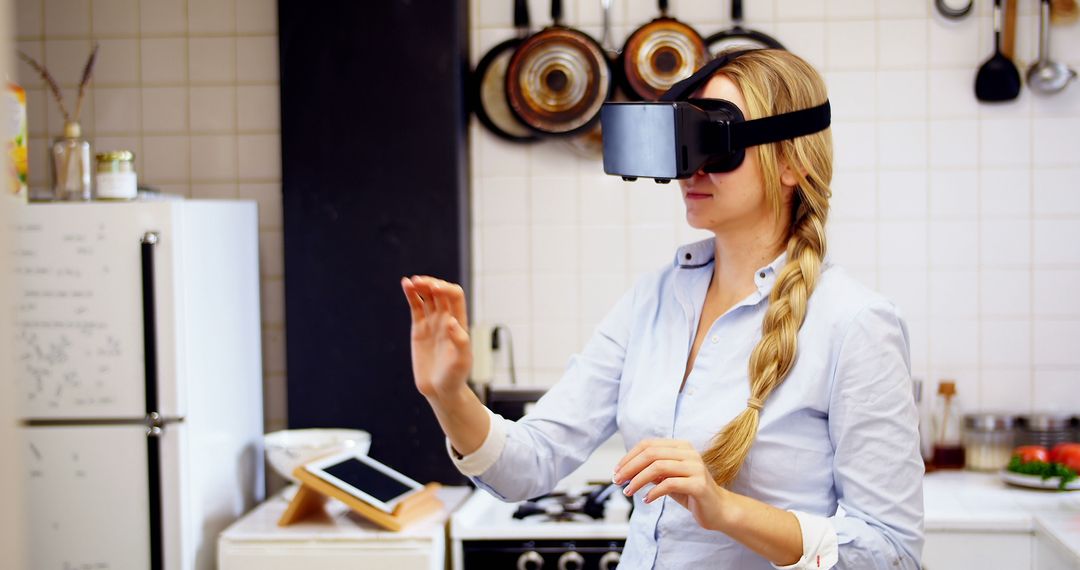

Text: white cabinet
xmin=219 ymin=487 xmax=472 ymax=570
xmin=923 ymin=531 xmax=1033 ymax=570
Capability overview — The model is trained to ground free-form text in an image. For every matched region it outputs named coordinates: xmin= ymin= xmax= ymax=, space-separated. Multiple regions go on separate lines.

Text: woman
xmin=401 ymin=49 xmax=923 ymax=569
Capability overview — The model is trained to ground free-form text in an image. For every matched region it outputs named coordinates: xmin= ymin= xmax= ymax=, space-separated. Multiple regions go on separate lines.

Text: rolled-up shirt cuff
xmin=771 ymin=510 xmax=839 ymax=570
xmin=445 ymin=408 xmax=508 ymax=477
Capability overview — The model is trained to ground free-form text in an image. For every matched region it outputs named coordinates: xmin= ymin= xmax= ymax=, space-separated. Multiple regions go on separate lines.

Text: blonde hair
xmin=699 ymin=49 xmax=834 ymax=487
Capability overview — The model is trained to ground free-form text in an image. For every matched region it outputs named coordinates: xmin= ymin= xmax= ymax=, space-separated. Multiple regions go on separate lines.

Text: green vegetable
xmin=1007 ymin=456 xmax=1078 ymax=491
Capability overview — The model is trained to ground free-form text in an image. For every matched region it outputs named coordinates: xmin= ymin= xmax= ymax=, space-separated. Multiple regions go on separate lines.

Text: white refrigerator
xmin=12 ymin=201 xmax=266 ymax=570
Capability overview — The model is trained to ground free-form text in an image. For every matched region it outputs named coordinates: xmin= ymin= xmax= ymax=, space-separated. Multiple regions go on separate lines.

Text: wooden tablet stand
xmin=278 ymin=465 xmax=444 ymax=531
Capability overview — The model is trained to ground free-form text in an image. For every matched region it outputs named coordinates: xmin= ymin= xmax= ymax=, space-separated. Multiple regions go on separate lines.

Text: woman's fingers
xmin=615 ymin=443 xmax=696 ymax=484
xmin=622 ymin=459 xmax=691 ymax=497
xmin=438 ymin=279 xmax=469 ymax=330
xmin=410 ymin=277 xmax=436 ymax=319
xmin=644 ymin=477 xmax=697 ymax=505
xmin=401 ymin=278 xmax=425 ymax=323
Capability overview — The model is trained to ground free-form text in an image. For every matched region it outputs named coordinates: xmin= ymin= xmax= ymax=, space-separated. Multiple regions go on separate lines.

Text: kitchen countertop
xmin=924 ymin=470 xmax=1080 ymax=562
xmin=220 ymin=485 xmax=473 ymax=542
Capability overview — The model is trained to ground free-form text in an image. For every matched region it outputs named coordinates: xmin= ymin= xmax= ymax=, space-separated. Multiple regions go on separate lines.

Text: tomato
xmin=1049 ymin=443 xmax=1080 ymax=472
xmin=1013 ymin=445 xmax=1049 ymax=463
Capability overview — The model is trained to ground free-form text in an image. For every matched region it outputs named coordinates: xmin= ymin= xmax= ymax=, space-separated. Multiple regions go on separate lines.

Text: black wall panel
xmin=280 ymin=0 xmax=470 ymax=484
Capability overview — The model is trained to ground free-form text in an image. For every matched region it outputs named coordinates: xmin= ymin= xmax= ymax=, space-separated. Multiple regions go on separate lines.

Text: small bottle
xmin=931 ymin=380 xmax=965 ymax=469
xmin=51 ymin=121 xmax=91 ymax=201
xmin=95 ymin=150 xmax=137 ymax=200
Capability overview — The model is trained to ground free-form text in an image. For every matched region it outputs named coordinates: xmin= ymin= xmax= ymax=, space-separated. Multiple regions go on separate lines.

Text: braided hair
xmin=698 ymin=50 xmax=834 ymax=486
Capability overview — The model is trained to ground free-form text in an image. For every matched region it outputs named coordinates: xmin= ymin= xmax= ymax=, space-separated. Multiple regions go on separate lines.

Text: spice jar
xmin=1016 ymin=413 xmax=1074 ymax=448
xmin=95 ymin=150 xmax=137 ymax=200
xmin=962 ymin=413 xmax=1016 ymax=471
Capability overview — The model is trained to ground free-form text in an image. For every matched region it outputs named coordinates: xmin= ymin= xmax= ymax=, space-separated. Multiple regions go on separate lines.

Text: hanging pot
xmin=706 ymin=0 xmax=784 ymax=55
xmin=505 ymin=0 xmax=613 ymax=137
xmin=472 ymin=0 xmax=538 ymax=142
xmin=620 ymin=0 xmax=708 ymax=101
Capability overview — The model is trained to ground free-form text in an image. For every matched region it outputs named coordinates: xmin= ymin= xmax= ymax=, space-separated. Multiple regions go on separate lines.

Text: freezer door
xmin=13 ymin=203 xmax=182 ymax=419
xmin=22 ymin=423 xmax=181 ymax=569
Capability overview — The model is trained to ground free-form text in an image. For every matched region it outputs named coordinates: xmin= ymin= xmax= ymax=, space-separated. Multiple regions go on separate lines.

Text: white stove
xmin=451 ymin=484 xmax=631 ymax=570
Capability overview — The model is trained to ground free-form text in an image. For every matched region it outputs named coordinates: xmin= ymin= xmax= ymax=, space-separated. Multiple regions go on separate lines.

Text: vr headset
xmin=600 ymin=49 xmax=832 ymax=183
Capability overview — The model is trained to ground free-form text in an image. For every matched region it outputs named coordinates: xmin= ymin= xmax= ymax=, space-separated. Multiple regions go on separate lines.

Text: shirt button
xmin=711 ymin=335 xmax=719 ymax=344
xmin=758 ymin=271 xmax=766 ymax=279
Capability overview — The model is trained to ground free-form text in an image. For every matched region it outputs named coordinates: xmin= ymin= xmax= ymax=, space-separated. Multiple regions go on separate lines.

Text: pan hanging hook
xmin=936 ymin=0 xmax=974 ymax=19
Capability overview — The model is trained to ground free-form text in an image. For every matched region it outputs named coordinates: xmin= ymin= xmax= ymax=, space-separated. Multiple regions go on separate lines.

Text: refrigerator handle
xmin=140 ymin=231 xmax=164 ymax=570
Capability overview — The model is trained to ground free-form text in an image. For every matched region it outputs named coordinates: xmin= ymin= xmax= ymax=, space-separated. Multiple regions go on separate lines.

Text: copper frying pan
xmin=472 ymin=0 xmax=538 ymax=142
xmin=505 ymin=0 xmax=613 ymax=137
xmin=620 ymin=0 xmax=708 ymax=101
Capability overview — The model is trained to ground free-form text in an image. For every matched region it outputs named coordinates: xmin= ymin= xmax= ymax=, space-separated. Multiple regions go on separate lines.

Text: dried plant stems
xmin=16 ymin=43 xmax=99 ymax=127
xmin=17 ymin=50 xmax=70 ymax=123
xmin=74 ymin=44 xmax=100 ymax=124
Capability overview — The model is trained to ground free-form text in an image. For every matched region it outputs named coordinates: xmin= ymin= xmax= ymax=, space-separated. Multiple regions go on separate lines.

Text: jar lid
xmin=963 ymin=413 xmax=1017 ymax=431
xmin=96 ymin=150 xmax=135 ymax=162
xmin=937 ymin=380 xmax=956 ymax=396
xmin=1019 ymin=413 xmax=1074 ymax=431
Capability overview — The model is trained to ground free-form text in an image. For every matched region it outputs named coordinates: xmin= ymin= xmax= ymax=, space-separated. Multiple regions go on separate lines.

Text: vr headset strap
xmin=728 ymin=101 xmax=831 ymax=150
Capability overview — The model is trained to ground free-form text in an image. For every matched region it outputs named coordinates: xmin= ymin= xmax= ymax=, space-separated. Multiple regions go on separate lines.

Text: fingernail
xmin=623 ymin=486 xmax=632 ymax=496
xmin=643 ymin=496 xmax=652 ymax=504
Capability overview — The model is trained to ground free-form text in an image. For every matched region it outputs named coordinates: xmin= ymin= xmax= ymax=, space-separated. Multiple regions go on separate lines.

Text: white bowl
xmin=264 ymin=428 xmax=372 ymax=483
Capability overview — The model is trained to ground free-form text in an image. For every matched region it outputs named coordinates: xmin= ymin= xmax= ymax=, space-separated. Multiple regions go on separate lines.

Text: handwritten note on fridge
xmin=13 ymin=213 xmax=147 ymax=418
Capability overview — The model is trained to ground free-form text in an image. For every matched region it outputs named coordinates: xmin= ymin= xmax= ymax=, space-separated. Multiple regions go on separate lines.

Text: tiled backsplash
xmin=12 ymin=0 xmax=287 ymax=432
xmin=469 ymin=0 xmax=1080 ymax=413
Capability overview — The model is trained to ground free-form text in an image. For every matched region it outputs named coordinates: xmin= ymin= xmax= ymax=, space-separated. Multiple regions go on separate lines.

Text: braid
xmin=694 ymin=48 xmax=833 ymax=487
xmin=702 ymin=196 xmax=828 ymax=486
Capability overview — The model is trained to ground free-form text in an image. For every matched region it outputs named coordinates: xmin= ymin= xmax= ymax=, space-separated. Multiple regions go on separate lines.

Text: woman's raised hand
xmin=401 ymin=276 xmax=473 ymax=400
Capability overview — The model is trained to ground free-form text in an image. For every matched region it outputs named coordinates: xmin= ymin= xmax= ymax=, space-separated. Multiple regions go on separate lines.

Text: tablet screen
xmin=323 ymin=458 xmax=414 ymax=502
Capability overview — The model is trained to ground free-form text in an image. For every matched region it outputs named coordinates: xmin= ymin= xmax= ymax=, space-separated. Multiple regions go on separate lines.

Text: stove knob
xmin=517 ymin=550 xmax=544 ymax=570
xmin=557 ymin=551 xmax=584 ymax=570
xmin=599 ymin=551 xmax=621 ymax=570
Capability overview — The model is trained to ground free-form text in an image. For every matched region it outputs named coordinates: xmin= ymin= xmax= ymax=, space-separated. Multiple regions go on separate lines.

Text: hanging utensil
xmin=1002 ymin=0 xmax=1017 ymax=59
xmin=706 ymin=0 xmax=784 ymax=56
xmin=473 ymin=0 xmax=539 ymax=142
xmin=974 ymin=0 xmax=1022 ymax=102
xmin=1027 ymin=0 xmax=1078 ymax=94
xmin=935 ymin=0 xmax=974 ymax=19
xmin=505 ymin=0 xmax=613 ymax=137
xmin=619 ymin=0 xmax=708 ymax=101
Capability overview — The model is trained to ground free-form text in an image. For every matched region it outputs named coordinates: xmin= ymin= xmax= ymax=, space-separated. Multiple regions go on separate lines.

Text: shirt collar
xmin=674 ymin=237 xmax=789 ymax=297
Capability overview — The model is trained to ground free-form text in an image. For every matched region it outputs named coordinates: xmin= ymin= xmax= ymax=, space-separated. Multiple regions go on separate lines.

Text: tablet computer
xmin=304 ymin=451 xmax=425 ymax=514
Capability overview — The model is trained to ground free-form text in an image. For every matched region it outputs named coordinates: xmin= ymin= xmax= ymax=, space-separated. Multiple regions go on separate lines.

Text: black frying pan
xmin=505 ymin=0 xmax=613 ymax=137
xmin=706 ymin=0 xmax=784 ymax=55
xmin=472 ymin=0 xmax=538 ymax=142
xmin=620 ymin=0 xmax=708 ymax=101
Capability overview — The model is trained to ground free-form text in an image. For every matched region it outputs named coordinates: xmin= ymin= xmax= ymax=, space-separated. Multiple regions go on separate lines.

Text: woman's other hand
xmin=401 ymin=276 xmax=472 ymax=400
xmin=613 ymin=439 xmax=731 ymax=531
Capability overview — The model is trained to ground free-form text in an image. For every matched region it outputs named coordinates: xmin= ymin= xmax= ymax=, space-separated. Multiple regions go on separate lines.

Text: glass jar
xmin=51 ymin=121 xmax=91 ymax=201
xmin=1016 ymin=413 xmax=1074 ymax=448
xmin=95 ymin=150 xmax=137 ymax=200
xmin=962 ymin=413 xmax=1016 ymax=471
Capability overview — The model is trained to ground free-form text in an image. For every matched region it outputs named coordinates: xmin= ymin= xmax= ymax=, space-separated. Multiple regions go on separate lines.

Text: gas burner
xmin=512 ymin=484 xmax=624 ymax=521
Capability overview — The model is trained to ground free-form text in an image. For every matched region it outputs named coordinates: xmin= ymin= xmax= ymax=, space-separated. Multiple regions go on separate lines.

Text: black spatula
xmin=975 ymin=0 xmax=1022 ymax=101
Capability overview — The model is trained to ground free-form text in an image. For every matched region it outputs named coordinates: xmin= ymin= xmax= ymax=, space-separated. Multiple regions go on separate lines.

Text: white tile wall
xmin=13 ymin=0 xmax=286 ymax=434
xmin=469 ymin=0 xmax=1080 ymax=412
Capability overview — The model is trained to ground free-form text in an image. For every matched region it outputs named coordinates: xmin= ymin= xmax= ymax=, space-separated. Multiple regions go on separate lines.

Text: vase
xmin=50 ymin=121 xmax=91 ymax=201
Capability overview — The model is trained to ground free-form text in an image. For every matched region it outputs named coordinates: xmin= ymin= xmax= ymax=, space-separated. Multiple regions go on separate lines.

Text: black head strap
xmin=660 ymin=49 xmax=831 ymax=150
xmin=729 ymin=102 xmax=831 ymax=150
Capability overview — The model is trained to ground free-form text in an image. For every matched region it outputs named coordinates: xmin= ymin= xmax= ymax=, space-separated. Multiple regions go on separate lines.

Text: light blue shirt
xmin=462 ymin=237 xmax=925 ymax=569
